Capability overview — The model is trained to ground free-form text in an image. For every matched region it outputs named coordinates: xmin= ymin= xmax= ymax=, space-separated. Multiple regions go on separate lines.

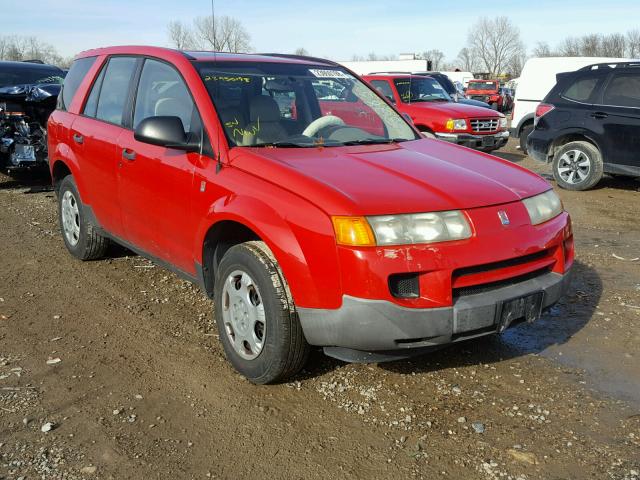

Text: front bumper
xmin=436 ymin=130 xmax=509 ymax=150
xmin=298 ymin=268 xmax=572 ymax=357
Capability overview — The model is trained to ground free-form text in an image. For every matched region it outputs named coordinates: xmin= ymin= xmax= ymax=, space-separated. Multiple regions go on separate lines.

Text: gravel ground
xmin=0 ymin=138 xmax=639 ymax=479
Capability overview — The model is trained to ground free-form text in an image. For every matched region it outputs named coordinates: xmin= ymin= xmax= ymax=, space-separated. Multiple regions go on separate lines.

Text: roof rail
xmin=21 ymin=59 xmax=45 ymax=64
xmin=258 ymin=53 xmax=339 ymax=66
xmin=579 ymin=61 xmax=640 ymax=71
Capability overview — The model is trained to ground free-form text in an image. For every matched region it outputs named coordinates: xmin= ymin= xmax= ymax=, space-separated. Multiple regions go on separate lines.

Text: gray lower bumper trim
xmin=298 ymin=269 xmax=572 ymax=351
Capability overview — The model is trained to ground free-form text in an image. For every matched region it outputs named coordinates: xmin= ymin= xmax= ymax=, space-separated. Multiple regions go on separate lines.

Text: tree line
xmin=0 ymin=35 xmax=72 ymax=68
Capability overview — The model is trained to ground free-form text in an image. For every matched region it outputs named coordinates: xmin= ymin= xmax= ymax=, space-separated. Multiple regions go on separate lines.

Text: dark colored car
xmin=0 ymin=60 xmax=65 ymax=171
xmin=411 ymin=72 xmax=492 ymax=109
xmin=527 ymin=62 xmax=640 ymax=190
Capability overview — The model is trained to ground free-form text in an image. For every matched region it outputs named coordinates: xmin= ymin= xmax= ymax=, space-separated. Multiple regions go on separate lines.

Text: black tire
xmin=552 ymin=141 xmax=604 ymax=191
xmin=519 ymin=123 xmax=534 ymax=154
xmin=214 ymin=241 xmax=310 ymax=384
xmin=57 ymin=175 xmax=109 ymax=260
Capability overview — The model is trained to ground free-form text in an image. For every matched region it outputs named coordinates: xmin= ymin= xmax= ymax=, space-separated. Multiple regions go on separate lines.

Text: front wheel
xmin=214 ymin=241 xmax=310 ymax=384
xmin=552 ymin=141 xmax=604 ymax=191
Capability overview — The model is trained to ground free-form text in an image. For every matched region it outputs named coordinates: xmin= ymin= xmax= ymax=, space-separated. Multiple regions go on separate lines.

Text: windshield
xmin=0 ymin=65 xmax=65 ymax=88
xmin=195 ymin=61 xmax=418 ymax=148
xmin=393 ymin=77 xmax=451 ymax=103
xmin=467 ymin=81 xmax=498 ymax=91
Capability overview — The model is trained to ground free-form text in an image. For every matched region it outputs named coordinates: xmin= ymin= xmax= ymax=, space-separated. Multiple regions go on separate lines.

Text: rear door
xmin=597 ymin=71 xmax=640 ymax=169
xmin=69 ymin=56 xmax=139 ymax=237
xmin=117 ymin=58 xmax=204 ymax=273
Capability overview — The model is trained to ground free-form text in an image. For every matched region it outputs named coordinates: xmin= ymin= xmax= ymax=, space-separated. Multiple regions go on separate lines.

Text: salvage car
xmin=466 ymin=79 xmax=507 ymax=112
xmin=0 ymin=60 xmax=65 ymax=171
xmin=527 ymin=61 xmax=640 ymax=190
xmin=49 ymin=47 xmax=573 ymax=384
xmin=364 ymin=73 xmax=509 ymax=151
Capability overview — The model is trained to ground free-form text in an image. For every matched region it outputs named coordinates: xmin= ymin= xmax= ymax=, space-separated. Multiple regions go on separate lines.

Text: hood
xmin=404 ymin=101 xmax=501 ymax=119
xmin=230 ymin=139 xmax=550 ymax=216
xmin=457 ymin=97 xmax=491 ymax=109
xmin=0 ymin=83 xmax=61 ymax=102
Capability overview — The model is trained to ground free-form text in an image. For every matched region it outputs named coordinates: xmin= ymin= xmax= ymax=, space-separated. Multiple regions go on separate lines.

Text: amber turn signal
xmin=332 ymin=216 xmax=376 ymax=246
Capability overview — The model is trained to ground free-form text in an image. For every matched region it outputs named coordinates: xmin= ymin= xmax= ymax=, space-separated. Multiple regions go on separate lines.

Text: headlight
xmin=499 ymin=117 xmax=507 ymax=128
xmin=445 ymin=119 xmax=467 ymax=131
xmin=522 ymin=190 xmax=563 ymax=225
xmin=367 ymin=211 xmax=472 ymax=245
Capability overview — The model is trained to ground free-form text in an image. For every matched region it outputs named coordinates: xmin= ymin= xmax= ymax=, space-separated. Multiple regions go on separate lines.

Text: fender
xmin=547 ymin=127 xmax=605 ymax=159
xmin=194 ymin=193 xmax=343 ymax=310
xmin=49 ymin=144 xmax=88 ymax=199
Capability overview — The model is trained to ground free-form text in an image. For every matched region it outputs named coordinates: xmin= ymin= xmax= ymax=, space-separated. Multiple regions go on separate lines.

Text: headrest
xmin=249 ymin=95 xmax=281 ymax=122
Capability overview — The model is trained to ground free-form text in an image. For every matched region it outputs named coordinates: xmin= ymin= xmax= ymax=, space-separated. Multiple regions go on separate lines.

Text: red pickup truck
xmin=48 ymin=47 xmax=573 ymax=384
xmin=465 ymin=79 xmax=509 ymax=112
xmin=363 ymin=74 xmax=508 ymax=152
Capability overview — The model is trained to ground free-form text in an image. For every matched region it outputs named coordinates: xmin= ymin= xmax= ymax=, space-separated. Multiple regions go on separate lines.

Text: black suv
xmin=527 ymin=62 xmax=640 ymax=190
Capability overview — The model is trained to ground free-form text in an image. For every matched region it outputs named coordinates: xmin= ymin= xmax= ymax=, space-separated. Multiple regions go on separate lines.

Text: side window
xmin=370 ymin=80 xmax=395 ymax=102
xmin=60 ymin=56 xmax=97 ymax=110
xmin=133 ymin=59 xmax=195 ymax=132
xmin=603 ymin=73 xmax=640 ymax=108
xmin=94 ymin=57 xmax=138 ymax=126
xmin=562 ymin=76 xmax=599 ymax=103
xmin=83 ymin=66 xmax=106 ymax=118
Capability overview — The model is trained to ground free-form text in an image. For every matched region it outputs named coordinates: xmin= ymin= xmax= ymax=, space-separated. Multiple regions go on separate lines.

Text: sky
xmin=3 ymin=0 xmax=639 ymax=62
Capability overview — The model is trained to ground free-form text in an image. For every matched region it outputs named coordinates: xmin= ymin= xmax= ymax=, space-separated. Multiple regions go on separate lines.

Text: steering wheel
xmin=302 ymin=115 xmax=345 ymax=137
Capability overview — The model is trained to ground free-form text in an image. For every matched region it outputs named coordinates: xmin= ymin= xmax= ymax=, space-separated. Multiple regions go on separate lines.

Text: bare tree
xmin=601 ymin=33 xmax=626 ymax=57
xmin=467 ymin=17 xmax=524 ymax=75
xmin=455 ymin=47 xmax=477 ymax=72
xmin=167 ymin=20 xmax=196 ymax=50
xmin=422 ymin=49 xmax=445 ymax=70
xmin=0 ymin=35 xmax=67 ymax=66
xmin=294 ymin=48 xmax=309 ymax=56
xmin=189 ymin=15 xmax=252 ymax=53
xmin=532 ymin=41 xmax=553 ymax=57
xmin=557 ymin=37 xmax=581 ymax=56
xmin=579 ymin=34 xmax=601 ymax=56
xmin=626 ymin=29 xmax=640 ymax=58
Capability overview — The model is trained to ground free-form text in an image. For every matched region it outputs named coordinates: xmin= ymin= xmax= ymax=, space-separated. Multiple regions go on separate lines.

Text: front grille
xmin=454 ymin=250 xmax=550 ymax=278
xmin=453 ymin=267 xmax=550 ymax=298
xmin=389 ymin=273 xmax=419 ymax=298
xmin=470 ymin=118 xmax=499 ymax=133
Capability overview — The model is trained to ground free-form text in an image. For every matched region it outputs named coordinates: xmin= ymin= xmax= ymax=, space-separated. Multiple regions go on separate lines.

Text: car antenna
xmin=211 ymin=0 xmax=223 ymax=174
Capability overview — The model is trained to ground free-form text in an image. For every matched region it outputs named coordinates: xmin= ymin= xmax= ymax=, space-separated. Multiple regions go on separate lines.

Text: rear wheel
xmin=57 ymin=175 xmax=110 ymax=260
xmin=519 ymin=123 xmax=534 ymax=154
xmin=214 ymin=241 xmax=310 ymax=384
xmin=552 ymin=141 xmax=603 ymax=191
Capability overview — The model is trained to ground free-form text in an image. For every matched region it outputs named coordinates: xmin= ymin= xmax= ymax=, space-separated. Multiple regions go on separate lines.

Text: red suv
xmin=466 ymin=79 xmax=508 ymax=112
xmin=48 ymin=46 xmax=573 ymax=384
xmin=363 ymin=74 xmax=508 ymax=152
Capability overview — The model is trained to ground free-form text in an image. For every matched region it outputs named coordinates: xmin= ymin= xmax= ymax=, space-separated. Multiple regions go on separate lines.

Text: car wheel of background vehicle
xmin=519 ymin=123 xmax=534 ymax=154
xmin=552 ymin=141 xmax=603 ymax=191
xmin=214 ymin=241 xmax=310 ymax=384
xmin=57 ymin=175 xmax=110 ymax=260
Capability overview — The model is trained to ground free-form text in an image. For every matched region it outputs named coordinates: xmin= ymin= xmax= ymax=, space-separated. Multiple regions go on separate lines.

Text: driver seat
xmin=242 ymin=95 xmax=287 ymax=145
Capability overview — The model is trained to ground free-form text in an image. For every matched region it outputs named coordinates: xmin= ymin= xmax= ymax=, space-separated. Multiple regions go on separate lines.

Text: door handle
xmin=590 ymin=112 xmax=608 ymax=119
xmin=122 ymin=149 xmax=136 ymax=161
xmin=72 ymin=133 xmax=84 ymax=144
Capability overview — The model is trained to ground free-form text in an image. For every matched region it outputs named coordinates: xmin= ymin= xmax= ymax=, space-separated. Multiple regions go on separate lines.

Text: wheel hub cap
xmin=61 ymin=190 xmax=80 ymax=246
xmin=557 ymin=149 xmax=591 ymax=185
xmin=221 ymin=270 xmax=265 ymax=360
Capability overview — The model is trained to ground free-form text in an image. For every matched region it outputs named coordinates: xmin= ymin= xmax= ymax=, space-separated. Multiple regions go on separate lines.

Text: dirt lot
xmin=1 ymin=139 xmax=639 ymax=480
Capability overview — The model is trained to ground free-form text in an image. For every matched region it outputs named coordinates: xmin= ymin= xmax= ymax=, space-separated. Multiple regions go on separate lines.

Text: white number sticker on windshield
xmin=309 ymin=69 xmax=352 ymax=79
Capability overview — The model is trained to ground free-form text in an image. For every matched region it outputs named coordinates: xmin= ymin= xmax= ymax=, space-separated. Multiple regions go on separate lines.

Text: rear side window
xmin=562 ymin=77 xmax=599 ymax=103
xmin=603 ymin=73 xmax=640 ymax=108
xmin=133 ymin=59 xmax=195 ymax=131
xmin=60 ymin=56 xmax=96 ymax=110
xmin=93 ymin=57 xmax=138 ymax=126
xmin=83 ymin=66 xmax=106 ymax=118
xmin=370 ymin=80 xmax=395 ymax=102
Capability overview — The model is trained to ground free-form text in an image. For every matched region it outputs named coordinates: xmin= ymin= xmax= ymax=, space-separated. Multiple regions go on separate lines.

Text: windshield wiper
xmin=252 ymin=141 xmax=316 ymax=148
xmin=339 ymin=138 xmax=408 ymax=146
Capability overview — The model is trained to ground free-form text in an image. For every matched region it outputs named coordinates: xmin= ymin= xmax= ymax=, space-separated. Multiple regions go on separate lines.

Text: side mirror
xmin=134 ymin=116 xmax=200 ymax=152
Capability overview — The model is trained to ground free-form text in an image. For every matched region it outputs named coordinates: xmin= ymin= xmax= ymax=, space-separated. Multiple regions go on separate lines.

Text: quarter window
xmin=562 ymin=77 xmax=599 ymax=103
xmin=94 ymin=57 xmax=138 ymax=126
xmin=133 ymin=59 xmax=195 ymax=131
xmin=60 ymin=56 xmax=96 ymax=110
xmin=603 ymin=73 xmax=640 ymax=108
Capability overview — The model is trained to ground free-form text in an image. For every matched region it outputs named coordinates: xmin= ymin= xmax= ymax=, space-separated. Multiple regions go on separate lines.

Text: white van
xmin=511 ymin=57 xmax=627 ymax=152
